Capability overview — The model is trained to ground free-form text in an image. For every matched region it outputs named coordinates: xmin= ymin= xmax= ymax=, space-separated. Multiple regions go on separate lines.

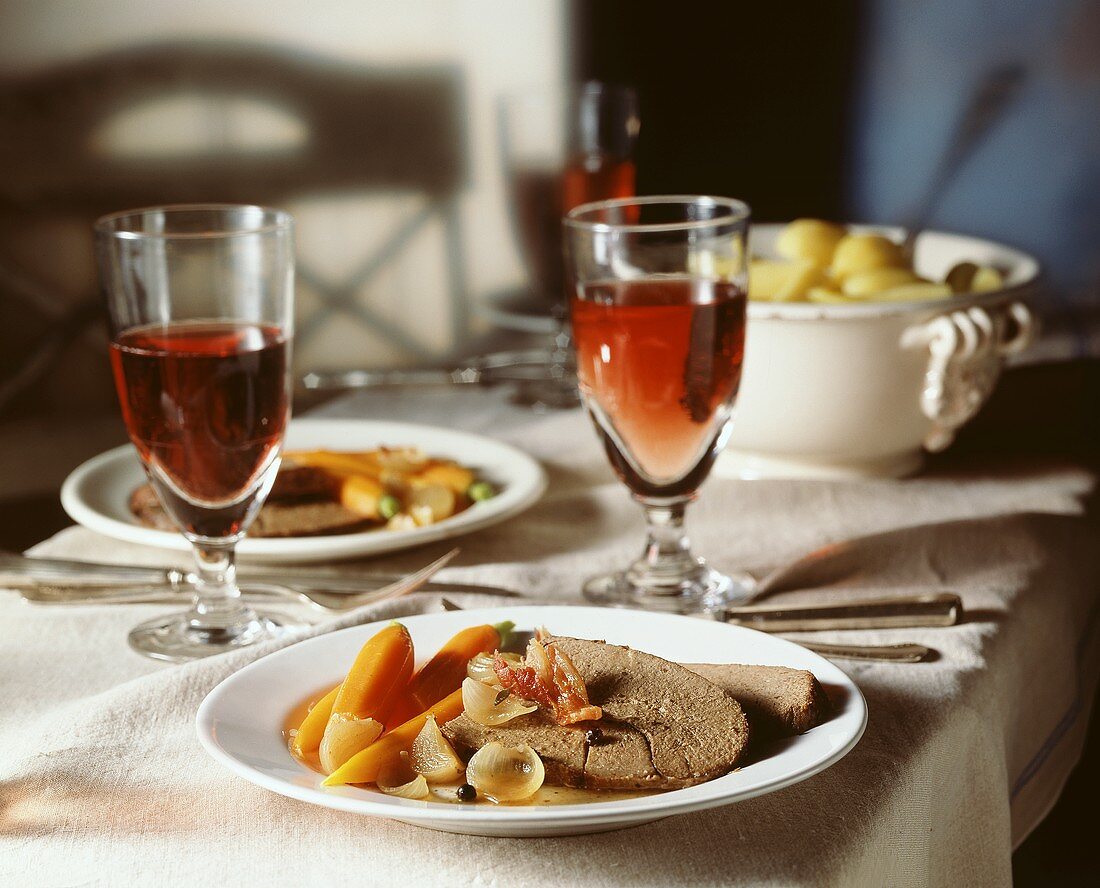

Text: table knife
xmin=719 ymin=592 xmax=961 ymax=632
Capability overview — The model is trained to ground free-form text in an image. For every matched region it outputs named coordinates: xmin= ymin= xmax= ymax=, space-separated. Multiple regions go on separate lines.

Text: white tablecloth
xmin=2 ymin=387 xmax=1098 ymax=887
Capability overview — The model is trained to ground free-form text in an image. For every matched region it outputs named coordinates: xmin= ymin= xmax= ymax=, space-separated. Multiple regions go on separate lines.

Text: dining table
xmin=2 ymin=374 xmax=1098 ymax=888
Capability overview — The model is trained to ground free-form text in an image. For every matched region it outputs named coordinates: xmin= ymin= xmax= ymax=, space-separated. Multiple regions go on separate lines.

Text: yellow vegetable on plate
xmin=318 ymin=622 xmax=415 ymax=774
xmin=340 ymin=475 xmax=385 ymax=519
xmin=291 ymin=684 xmax=340 ymax=757
xmin=415 ymin=463 xmax=475 ymax=496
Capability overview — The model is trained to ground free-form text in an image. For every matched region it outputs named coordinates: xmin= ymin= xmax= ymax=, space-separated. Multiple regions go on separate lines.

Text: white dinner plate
xmin=196 ymin=606 xmax=867 ymax=837
xmin=60 ymin=418 xmax=547 ymax=564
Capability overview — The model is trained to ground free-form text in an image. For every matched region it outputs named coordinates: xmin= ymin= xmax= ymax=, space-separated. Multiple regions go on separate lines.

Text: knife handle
xmin=795 ymin=640 xmax=931 ymax=663
xmin=724 ymin=592 xmax=961 ymax=632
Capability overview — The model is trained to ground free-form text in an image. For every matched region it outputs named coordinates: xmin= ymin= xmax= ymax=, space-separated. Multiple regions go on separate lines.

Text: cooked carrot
xmin=386 ymin=621 xmax=513 ymax=727
xmin=322 ymin=687 xmax=465 ymax=786
xmin=285 ymin=450 xmax=382 ymax=478
xmin=331 ymin=621 xmax=415 ymax=724
xmin=292 ymin=683 xmax=340 ymax=756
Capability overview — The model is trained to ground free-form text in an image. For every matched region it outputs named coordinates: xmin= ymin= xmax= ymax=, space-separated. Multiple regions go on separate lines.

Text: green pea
xmin=378 ymin=494 xmax=402 ymax=520
xmin=467 ymin=481 xmax=495 ymax=502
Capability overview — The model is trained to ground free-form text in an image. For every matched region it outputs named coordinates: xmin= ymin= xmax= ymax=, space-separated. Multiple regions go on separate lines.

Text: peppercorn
xmin=585 ymin=727 xmax=603 ymax=746
xmin=457 ymin=783 xmax=477 ymax=802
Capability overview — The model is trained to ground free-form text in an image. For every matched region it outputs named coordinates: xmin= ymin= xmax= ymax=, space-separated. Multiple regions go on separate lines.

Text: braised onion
xmin=461 ymin=677 xmax=537 ymax=726
xmin=409 ymin=716 xmax=465 ymax=783
xmin=376 ymin=753 xmax=429 ymax=800
xmin=466 ymin=742 xmax=545 ymax=802
xmin=317 ymin=713 xmax=383 ymax=775
xmin=467 ymin=651 xmax=522 ymax=685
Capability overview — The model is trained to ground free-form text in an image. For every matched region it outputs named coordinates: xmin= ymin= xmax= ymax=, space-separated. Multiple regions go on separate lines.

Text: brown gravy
xmin=283 ymin=692 xmax=659 ymax=807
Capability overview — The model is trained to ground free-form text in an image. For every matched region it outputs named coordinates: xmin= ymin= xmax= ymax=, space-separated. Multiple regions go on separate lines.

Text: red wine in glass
xmin=571 ymin=277 xmax=746 ymax=499
xmin=109 ymin=321 xmax=289 ymax=539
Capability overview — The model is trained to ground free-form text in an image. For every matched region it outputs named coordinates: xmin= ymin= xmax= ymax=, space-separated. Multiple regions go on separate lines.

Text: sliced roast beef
xmin=548 ymin=636 xmax=750 ymax=785
xmin=685 ymin=663 xmax=830 ymax=741
xmin=443 ymin=636 xmax=750 ymax=790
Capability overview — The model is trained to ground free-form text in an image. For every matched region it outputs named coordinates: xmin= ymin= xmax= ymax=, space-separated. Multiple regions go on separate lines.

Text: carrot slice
xmin=386 ymin=621 xmax=512 ymax=727
xmin=322 ymin=688 xmax=465 ymax=786
xmin=331 ymin=622 xmax=414 ymax=723
xmin=316 ymin=622 xmax=415 ymax=772
xmin=292 ymin=683 xmax=340 ymax=756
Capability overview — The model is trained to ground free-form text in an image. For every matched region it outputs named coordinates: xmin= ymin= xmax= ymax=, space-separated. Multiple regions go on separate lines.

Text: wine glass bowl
xmin=565 ymin=196 xmax=752 ymax=613
xmin=96 ymin=204 xmax=295 ymax=661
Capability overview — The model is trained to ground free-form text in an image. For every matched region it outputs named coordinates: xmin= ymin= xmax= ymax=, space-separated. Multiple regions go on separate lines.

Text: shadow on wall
xmin=0 ymin=41 xmax=471 ymax=420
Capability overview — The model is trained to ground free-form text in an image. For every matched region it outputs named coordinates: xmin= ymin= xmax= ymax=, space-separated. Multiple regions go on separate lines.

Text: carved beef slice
xmin=443 ymin=636 xmax=750 ymax=790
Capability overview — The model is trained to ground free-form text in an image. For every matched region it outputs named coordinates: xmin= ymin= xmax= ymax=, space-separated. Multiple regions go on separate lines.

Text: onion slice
xmin=377 ymin=753 xmax=430 ymax=800
xmin=461 ymin=677 xmax=538 ymax=726
xmin=466 ymin=742 xmax=545 ymax=802
xmin=467 ymin=651 xmax=522 ymax=685
xmin=409 ymin=716 xmax=465 ymax=783
xmin=318 ymin=713 xmax=383 ymax=775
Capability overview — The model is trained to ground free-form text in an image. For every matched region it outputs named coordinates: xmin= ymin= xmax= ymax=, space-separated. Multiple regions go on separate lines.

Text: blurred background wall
xmin=0 ymin=0 xmax=1097 ymax=545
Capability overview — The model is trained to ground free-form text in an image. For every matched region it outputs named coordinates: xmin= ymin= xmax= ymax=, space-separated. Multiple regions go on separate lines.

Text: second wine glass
xmin=564 ymin=195 xmax=753 ymax=613
xmin=96 ymin=204 xmax=294 ymax=661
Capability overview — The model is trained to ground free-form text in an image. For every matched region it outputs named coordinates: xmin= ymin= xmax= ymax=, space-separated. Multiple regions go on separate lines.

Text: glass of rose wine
xmin=95 ymin=204 xmax=294 ymax=661
xmin=565 ymin=195 xmax=752 ymax=613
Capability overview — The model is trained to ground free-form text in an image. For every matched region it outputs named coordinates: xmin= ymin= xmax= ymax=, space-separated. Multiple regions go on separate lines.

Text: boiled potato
xmin=777 ymin=262 xmax=830 ymax=300
xmin=841 ymin=267 xmax=921 ymax=298
xmin=776 ymin=219 xmax=846 ymax=265
xmin=946 ymin=261 xmax=1004 ymax=294
xmin=409 ymin=483 xmax=456 ymax=522
xmin=875 ymin=282 xmax=953 ymax=302
xmin=748 ymin=259 xmax=795 ymax=300
xmin=831 ymin=234 xmax=906 ymax=282
xmin=749 ymin=259 xmax=828 ymax=301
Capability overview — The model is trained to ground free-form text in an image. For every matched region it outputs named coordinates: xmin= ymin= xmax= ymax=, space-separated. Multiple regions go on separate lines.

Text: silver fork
xmin=23 ymin=549 xmax=461 ymax=613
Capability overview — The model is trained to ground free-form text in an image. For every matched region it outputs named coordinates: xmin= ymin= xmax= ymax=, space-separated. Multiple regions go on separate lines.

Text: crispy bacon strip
xmin=493 ymin=638 xmax=602 ymax=726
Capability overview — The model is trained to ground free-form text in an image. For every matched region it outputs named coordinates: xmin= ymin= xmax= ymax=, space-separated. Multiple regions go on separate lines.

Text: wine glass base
xmin=582 ymin=567 xmax=756 ymax=615
xmin=128 ymin=609 xmax=291 ymax=663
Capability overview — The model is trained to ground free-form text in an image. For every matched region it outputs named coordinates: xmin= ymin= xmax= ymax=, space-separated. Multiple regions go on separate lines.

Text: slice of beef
xmin=549 ymin=636 xmax=750 ymax=785
xmin=443 ymin=711 xmax=684 ymax=791
xmin=248 ymin=501 xmax=372 ymax=537
xmin=128 ymin=484 xmax=370 ymax=537
xmin=685 ymin=663 xmax=830 ymax=741
xmin=443 ymin=711 xmax=587 ymax=788
xmin=269 ymin=465 xmax=343 ymax=501
xmin=443 ymin=636 xmax=750 ymax=790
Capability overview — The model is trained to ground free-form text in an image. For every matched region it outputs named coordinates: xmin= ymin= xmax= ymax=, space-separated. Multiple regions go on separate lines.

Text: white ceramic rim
xmin=59 ymin=418 xmax=548 ymax=562
xmin=746 ymin=223 xmax=1040 ymax=320
xmin=195 ymin=606 xmax=868 ymax=831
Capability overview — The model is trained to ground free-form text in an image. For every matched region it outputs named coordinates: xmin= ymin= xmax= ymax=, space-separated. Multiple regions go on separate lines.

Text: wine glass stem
xmin=189 ymin=542 xmax=252 ymax=628
xmin=632 ymin=497 xmax=703 ymax=588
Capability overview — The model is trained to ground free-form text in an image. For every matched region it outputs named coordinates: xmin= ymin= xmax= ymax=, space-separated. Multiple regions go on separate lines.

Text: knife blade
xmin=719 ymin=592 xmax=961 ymax=632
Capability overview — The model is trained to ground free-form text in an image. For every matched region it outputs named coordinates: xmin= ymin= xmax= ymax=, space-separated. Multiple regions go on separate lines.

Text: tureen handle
xmin=901 ymin=300 xmax=1034 ymax=453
